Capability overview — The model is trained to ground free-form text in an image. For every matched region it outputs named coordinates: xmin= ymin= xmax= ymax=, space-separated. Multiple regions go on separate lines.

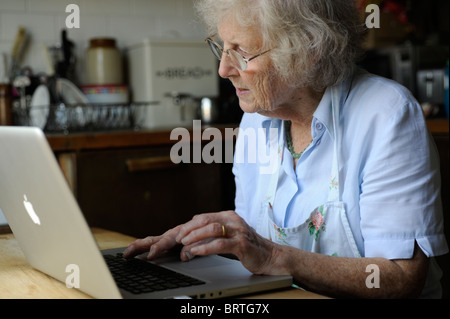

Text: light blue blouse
xmin=233 ymin=70 xmax=448 ymax=261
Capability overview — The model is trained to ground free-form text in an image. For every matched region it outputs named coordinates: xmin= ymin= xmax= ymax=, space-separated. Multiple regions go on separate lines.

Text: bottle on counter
xmin=0 ymin=83 xmax=13 ymax=126
xmin=86 ymin=38 xmax=123 ymax=85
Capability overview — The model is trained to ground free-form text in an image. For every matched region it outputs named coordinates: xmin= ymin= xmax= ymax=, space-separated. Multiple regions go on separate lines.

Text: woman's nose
xmin=218 ymin=53 xmax=239 ymax=79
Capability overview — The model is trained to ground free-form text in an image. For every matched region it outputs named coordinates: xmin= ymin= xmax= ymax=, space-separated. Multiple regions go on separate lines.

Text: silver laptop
xmin=0 ymin=126 xmax=292 ymax=299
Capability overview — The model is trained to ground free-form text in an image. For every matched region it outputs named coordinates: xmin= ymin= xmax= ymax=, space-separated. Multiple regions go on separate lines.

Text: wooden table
xmin=0 ymin=228 xmax=328 ymax=299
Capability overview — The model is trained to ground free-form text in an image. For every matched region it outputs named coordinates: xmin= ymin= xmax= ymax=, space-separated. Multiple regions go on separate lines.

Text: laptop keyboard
xmin=104 ymin=253 xmax=205 ymax=295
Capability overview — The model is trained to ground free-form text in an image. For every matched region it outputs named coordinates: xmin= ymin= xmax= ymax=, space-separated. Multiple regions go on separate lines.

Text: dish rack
xmin=12 ymin=101 xmax=158 ymax=134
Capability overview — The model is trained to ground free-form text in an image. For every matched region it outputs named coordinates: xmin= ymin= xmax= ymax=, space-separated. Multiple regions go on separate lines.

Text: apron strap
xmin=266 ymin=119 xmax=285 ymax=207
xmin=327 ymin=89 xmax=341 ymax=202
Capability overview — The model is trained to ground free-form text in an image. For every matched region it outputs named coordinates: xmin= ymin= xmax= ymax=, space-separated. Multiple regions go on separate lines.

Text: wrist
xmin=268 ymin=243 xmax=292 ymax=276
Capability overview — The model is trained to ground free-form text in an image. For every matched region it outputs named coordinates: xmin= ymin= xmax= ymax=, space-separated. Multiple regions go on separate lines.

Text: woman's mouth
xmin=236 ymin=88 xmax=250 ymax=97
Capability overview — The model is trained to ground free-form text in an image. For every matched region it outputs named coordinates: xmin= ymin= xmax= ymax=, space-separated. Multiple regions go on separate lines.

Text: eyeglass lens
xmin=228 ymin=50 xmax=247 ymax=71
xmin=207 ymin=39 xmax=247 ymax=71
xmin=207 ymin=40 xmax=223 ymax=60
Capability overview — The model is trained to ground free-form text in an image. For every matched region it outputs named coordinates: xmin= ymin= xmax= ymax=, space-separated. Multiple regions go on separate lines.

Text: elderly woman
xmin=124 ymin=0 xmax=448 ymax=298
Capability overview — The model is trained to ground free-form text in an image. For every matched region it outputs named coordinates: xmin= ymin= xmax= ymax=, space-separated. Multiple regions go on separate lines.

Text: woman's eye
xmin=237 ymin=47 xmax=251 ymax=58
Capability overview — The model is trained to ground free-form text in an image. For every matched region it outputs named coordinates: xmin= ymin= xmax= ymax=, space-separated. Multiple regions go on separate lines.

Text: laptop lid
xmin=0 ymin=126 xmax=122 ymax=298
xmin=0 ymin=126 xmax=292 ymax=299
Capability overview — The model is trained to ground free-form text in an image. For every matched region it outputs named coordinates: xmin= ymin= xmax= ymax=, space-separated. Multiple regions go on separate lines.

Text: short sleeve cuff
xmin=364 ymin=234 xmax=449 ymax=259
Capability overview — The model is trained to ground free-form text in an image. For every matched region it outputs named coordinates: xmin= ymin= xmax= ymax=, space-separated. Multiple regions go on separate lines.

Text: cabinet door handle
xmin=126 ymin=156 xmax=178 ymax=172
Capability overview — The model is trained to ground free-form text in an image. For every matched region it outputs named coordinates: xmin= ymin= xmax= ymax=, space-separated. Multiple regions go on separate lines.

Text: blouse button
xmin=315 ymin=122 xmax=324 ymax=131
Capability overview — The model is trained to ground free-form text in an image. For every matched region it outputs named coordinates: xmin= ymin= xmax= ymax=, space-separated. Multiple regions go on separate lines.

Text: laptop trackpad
xmin=149 ymin=253 xmax=253 ymax=280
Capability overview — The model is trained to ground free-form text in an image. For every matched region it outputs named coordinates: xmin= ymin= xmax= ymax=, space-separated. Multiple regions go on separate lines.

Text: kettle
xmin=197 ymin=97 xmax=220 ymax=124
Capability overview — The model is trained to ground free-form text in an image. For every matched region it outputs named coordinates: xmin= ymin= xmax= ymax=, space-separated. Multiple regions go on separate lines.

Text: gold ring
xmin=221 ymin=224 xmax=227 ymax=237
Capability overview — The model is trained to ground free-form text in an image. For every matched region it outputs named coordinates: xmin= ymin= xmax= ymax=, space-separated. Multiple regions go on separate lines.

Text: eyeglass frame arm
xmin=205 ymin=33 xmax=271 ymax=64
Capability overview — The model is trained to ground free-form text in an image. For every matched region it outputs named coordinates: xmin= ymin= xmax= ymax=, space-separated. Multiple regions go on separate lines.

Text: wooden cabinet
xmin=47 ymin=127 xmax=236 ymax=238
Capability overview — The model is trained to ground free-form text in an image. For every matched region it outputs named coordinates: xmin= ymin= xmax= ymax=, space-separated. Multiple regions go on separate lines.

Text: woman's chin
xmin=238 ymin=99 xmax=264 ymax=114
xmin=238 ymin=101 xmax=256 ymax=114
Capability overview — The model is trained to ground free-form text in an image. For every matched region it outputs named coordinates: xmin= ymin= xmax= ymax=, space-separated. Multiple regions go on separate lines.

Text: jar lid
xmin=89 ymin=38 xmax=116 ymax=48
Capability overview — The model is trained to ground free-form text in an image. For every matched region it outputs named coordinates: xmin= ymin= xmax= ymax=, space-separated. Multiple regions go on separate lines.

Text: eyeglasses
xmin=205 ymin=34 xmax=271 ymax=72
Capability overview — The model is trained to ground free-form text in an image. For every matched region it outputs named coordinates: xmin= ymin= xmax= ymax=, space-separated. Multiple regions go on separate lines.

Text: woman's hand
xmin=123 ymin=210 xmax=286 ymax=276
xmin=122 ymin=224 xmax=183 ymax=259
xmin=175 ymin=210 xmax=279 ymax=274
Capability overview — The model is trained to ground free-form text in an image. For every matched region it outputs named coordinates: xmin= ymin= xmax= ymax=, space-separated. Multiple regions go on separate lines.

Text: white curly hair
xmin=195 ymin=0 xmax=365 ymax=91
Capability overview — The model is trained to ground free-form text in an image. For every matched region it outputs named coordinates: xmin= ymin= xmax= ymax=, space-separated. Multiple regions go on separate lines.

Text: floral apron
xmin=256 ymin=82 xmax=361 ymax=258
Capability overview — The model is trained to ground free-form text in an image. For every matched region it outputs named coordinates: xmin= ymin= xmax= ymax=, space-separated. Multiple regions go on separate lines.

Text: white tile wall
xmin=0 ymin=0 xmax=207 ymax=84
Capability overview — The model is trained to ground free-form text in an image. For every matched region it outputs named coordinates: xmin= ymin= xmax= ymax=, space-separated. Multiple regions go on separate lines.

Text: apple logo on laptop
xmin=23 ymin=195 xmax=41 ymax=225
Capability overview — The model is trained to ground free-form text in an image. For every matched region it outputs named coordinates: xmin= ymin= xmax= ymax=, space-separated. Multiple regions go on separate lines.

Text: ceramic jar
xmin=86 ymin=38 xmax=123 ymax=85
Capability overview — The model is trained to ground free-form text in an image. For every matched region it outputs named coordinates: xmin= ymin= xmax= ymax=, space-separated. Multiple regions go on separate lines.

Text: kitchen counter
xmin=46 ymin=124 xmax=239 ymax=152
xmin=427 ymin=119 xmax=449 ymax=135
